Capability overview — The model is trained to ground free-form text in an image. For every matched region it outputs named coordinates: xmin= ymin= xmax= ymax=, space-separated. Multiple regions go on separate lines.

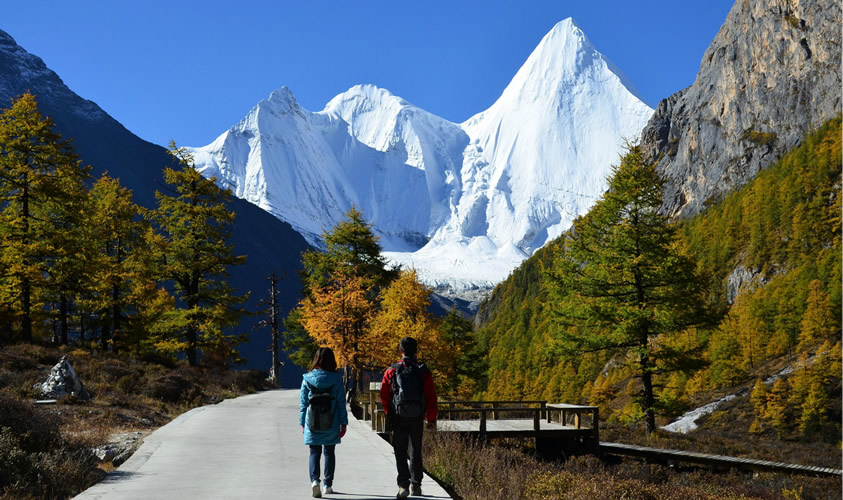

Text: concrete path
xmin=75 ymin=390 xmax=450 ymax=500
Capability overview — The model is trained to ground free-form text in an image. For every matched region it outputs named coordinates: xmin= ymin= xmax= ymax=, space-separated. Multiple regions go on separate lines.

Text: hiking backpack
xmin=306 ymin=382 xmax=335 ymax=431
xmin=391 ymin=361 xmax=425 ymax=419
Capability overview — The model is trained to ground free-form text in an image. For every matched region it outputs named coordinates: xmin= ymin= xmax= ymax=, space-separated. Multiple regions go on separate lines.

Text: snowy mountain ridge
xmin=189 ymin=18 xmax=654 ymax=294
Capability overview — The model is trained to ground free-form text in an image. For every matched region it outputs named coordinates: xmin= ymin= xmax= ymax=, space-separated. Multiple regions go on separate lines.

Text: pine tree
xmin=83 ymin=175 xmax=154 ymax=352
xmin=547 ymin=145 xmax=717 ymax=434
xmin=146 ymin=142 xmax=248 ymax=366
xmin=0 ymin=93 xmax=91 ymax=343
xmin=797 ymin=279 xmax=835 ymax=351
xmin=749 ymin=378 xmax=767 ymax=434
xmin=798 ymin=380 xmax=829 ymax=436
xmin=764 ymin=378 xmax=790 ymax=439
xmin=440 ymin=307 xmax=487 ymax=398
xmin=302 ymin=207 xmax=396 ymax=293
xmin=282 ymin=307 xmax=319 ymax=369
xmin=41 ymin=169 xmax=90 ymax=345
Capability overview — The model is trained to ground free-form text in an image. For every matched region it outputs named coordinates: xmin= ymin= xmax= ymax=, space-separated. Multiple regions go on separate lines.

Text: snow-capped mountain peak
xmin=188 ymin=20 xmax=654 ymax=295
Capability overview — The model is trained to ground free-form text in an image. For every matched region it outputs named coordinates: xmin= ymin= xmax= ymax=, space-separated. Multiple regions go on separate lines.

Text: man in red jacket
xmin=380 ymin=337 xmax=437 ymax=499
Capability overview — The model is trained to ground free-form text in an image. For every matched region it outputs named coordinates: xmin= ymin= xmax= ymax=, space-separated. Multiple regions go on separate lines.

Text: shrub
xmin=740 ymin=128 xmax=778 ymax=147
xmin=0 ymin=393 xmax=104 ymax=497
xmin=145 ymin=373 xmax=197 ymax=403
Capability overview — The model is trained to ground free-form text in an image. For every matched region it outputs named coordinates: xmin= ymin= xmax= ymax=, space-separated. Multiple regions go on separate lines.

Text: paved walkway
xmin=75 ymin=390 xmax=450 ymax=500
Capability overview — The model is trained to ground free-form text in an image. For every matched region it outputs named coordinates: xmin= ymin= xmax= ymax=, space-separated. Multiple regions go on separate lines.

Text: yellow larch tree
xmin=299 ymin=267 xmax=372 ymax=379
xmin=366 ymin=269 xmax=457 ymax=392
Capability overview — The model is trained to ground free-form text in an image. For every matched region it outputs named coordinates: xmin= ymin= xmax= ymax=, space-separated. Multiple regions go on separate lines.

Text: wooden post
xmin=449 ymin=401 xmax=455 ymax=420
xmin=533 ymin=409 xmax=540 ymax=431
xmin=540 ymin=401 xmax=547 ymax=420
xmin=562 ymin=410 xmax=567 ymax=427
xmin=575 ymin=411 xmax=581 ymax=429
xmin=479 ymin=409 xmax=487 ymax=440
xmin=593 ymin=407 xmax=600 ymax=443
xmin=492 ymin=402 xmax=499 ymax=420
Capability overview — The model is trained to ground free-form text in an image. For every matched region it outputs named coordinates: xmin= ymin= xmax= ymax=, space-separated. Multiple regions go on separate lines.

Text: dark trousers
xmin=309 ymin=445 xmax=336 ymax=486
xmin=392 ymin=416 xmax=424 ymax=488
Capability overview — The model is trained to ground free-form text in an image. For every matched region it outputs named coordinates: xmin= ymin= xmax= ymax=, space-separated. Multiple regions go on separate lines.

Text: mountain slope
xmin=189 ymin=18 xmax=654 ymax=293
xmin=640 ymin=0 xmax=841 ymax=218
xmin=475 ymin=117 xmax=841 ymax=413
xmin=0 ymin=29 xmax=312 ymax=380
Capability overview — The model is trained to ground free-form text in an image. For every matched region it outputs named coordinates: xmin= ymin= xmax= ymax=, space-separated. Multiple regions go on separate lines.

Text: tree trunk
xmin=21 ymin=180 xmax=32 ymax=343
xmin=21 ymin=278 xmax=32 ymax=343
xmin=269 ymin=274 xmax=280 ymax=388
xmin=59 ymin=293 xmax=69 ymax=345
xmin=186 ymin=325 xmax=198 ymax=366
xmin=641 ymin=353 xmax=656 ymax=435
xmin=112 ymin=284 xmax=120 ymax=354
xmin=186 ymin=271 xmax=200 ymax=366
xmin=112 ymin=239 xmax=121 ymax=354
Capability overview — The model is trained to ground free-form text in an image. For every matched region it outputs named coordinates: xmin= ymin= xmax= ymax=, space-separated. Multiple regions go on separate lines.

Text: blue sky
xmin=1 ymin=0 xmax=734 ymax=147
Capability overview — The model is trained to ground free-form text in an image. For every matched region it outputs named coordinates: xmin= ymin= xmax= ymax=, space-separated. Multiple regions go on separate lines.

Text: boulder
xmin=36 ymin=356 xmax=90 ymax=401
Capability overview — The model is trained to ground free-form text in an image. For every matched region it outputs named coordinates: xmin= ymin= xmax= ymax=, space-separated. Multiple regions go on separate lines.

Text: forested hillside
xmin=475 ymin=117 xmax=841 ymax=437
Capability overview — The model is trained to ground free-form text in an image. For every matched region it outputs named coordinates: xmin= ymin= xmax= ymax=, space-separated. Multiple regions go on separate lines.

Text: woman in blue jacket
xmin=300 ymin=347 xmax=348 ymax=498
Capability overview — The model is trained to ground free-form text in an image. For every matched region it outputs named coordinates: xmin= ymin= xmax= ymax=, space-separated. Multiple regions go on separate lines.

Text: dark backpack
xmin=391 ymin=361 xmax=425 ymax=419
xmin=306 ymin=381 xmax=335 ymax=431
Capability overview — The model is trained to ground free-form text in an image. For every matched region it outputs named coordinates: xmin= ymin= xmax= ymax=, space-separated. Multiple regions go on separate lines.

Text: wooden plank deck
xmin=600 ymin=442 xmax=842 ymax=477
xmin=437 ymin=418 xmax=595 ymax=438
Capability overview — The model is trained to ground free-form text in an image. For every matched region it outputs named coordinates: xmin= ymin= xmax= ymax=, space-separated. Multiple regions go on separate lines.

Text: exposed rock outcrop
xmin=36 ymin=356 xmax=90 ymax=401
xmin=93 ymin=431 xmax=145 ymax=466
xmin=641 ymin=0 xmax=841 ymax=218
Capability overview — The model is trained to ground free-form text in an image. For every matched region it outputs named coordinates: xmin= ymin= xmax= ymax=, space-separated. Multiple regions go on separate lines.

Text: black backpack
xmin=391 ymin=361 xmax=425 ymax=419
xmin=306 ymin=382 xmax=335 ymax=431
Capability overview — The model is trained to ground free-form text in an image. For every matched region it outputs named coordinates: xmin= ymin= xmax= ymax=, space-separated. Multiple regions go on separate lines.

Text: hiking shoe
xmin=323 ymin=484 xmax=334 ymax=494
xmin=396 ymin=486 xmax=410 ymax=499
xmin=410 ymin=484 xmax=422 ymax=496
xmin=311 ymin=480 xmax=322 ymax=498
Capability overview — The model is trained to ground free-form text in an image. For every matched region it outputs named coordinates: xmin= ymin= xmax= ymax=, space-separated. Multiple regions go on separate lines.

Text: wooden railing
xmin=362 ymin=382 xmax=598 ymax=441
xmin=439 ymin=400 xmax=548 ymax=420
xmin=546 ymin=403 xmax=599 ymax=442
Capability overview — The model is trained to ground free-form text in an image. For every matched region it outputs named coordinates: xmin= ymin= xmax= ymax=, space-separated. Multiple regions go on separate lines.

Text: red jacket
xmin=381 ymin=357 xmax=438 ymax=423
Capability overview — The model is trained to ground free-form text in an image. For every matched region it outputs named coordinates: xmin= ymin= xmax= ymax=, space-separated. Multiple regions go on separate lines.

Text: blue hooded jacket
xmin=299 ymin=369 xmax=348 ymax=445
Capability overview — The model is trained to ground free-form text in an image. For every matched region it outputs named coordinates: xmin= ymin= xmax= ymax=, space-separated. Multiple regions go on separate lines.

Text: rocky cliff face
xmin=641 ymin=0 xmax=841 ymax=218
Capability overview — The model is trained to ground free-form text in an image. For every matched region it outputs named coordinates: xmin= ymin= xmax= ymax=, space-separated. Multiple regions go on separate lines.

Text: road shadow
xmin=327 ymin=493 xmax=449 ymax=499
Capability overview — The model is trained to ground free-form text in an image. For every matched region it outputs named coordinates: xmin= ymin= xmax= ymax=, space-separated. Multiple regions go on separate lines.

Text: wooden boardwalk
xmin=361 ymin=385 xmax=839 ymax=477
xmin=600 ymin=442 xmax=843 ymax=477
xmin=437 ymin=418 xmax=595 ymax=439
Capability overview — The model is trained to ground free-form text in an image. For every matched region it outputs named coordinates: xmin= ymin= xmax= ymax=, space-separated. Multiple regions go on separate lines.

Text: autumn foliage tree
xmin=297 ymin=207 xmax=396 ymax=393
xmin=366 ymin=269 xmax=462 ymax=395
xmin=300 ymin=267 xmax=372 ymax=380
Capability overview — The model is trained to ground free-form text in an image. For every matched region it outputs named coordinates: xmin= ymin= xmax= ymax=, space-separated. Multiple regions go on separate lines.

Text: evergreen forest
xmin=0 ymin=94 xmax=248 ymax=367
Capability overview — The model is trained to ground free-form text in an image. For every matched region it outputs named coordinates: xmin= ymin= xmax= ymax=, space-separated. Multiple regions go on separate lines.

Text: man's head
xmin=400 ymin=336 xmax=418 ymax=358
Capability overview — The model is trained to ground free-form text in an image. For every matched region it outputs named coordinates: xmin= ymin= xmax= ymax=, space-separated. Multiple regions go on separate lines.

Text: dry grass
xmin=601 ymin=392 xmax=841 ymax=471
xmin=0 ymin=343 xmax=271 ymax=499
xmin=424 ymin=432 xmax=842 ymax=500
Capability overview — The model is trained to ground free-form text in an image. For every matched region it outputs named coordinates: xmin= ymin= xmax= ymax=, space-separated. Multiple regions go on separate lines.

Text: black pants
xmin=392 ymin=416 xmax=424 ymax=488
